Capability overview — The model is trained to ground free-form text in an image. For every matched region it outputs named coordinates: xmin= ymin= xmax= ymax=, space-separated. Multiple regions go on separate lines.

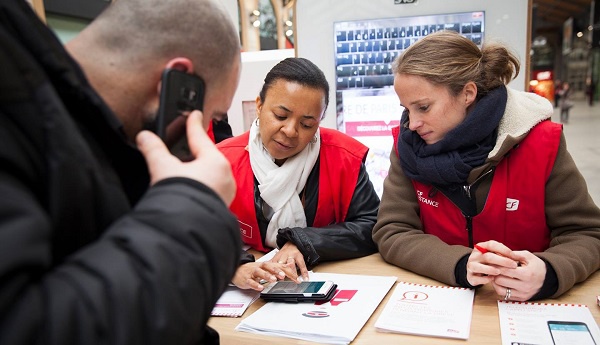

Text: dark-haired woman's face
xmin=256 ymin=79 xmax=325 ymax=165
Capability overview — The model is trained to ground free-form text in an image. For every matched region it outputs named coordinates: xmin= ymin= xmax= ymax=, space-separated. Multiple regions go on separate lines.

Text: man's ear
xmin=165 ymin=57 xmax=194 ymax=73
xmin=464 ymin=81 xmax=478 ymax=106
xmin=156 ymin=57 xmax=195 ymax=95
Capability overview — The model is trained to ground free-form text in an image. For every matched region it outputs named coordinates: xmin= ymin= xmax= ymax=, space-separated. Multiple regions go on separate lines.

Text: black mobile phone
xmin=154 ymin=68 xmax=205 ymax=158
xmin=547 ymin=321 xmax=597 ymax=345
xmin=260 ymin=281 xmax=337 ymax=303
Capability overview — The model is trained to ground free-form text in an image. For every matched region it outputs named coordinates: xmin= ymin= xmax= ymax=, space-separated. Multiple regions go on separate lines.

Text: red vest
xmin=392 ymin=120 xmax=562 ymax=252
xmin=217 ymin=128 xmax=368 ymax=252
xmin=207 ymin=120 xmax=215 ymax=143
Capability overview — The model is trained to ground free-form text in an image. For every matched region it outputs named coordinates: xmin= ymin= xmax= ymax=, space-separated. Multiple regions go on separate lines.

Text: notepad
xmin=374 ymin=282 xmax=475 ymax=340
xmin=498 ymin=300 xmax=600 ymax=345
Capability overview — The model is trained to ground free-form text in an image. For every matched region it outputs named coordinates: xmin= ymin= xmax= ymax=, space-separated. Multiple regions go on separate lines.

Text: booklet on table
xmin=498 ymin=300 xmax=600 ymax=345
xmin=374 ymin=282 xmax=475 ymax=340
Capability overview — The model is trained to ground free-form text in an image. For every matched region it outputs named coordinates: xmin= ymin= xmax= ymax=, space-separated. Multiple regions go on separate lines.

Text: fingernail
xmin=297 ymin=276 xmax=304 ymax=282
xmin=278 ymin=271 xmax=285 ymax=277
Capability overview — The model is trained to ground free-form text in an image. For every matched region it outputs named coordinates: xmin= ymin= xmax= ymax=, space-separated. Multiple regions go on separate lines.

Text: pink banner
xmin=345 ymin=120 xmax=400 ymax=137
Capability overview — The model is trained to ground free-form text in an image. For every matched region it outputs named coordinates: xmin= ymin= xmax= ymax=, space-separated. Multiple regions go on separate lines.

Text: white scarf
xmin=249 ymin=120 xmax=321 ymax=248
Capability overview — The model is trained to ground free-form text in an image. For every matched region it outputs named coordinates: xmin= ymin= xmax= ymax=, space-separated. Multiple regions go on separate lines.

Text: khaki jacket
xmin=373 ymin=88 xmax=600 ymax=298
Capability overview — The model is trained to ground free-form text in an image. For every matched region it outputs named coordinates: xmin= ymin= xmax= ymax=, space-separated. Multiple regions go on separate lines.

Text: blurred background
xmin=35 ymin=0 xmax=599 ymax=104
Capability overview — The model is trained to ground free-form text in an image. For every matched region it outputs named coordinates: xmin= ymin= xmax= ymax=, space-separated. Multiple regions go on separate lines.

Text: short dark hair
xmin=259 ymin=57 xmax=329 ymax=114
xmin=92 ymin=0 xmax=240 ymax=89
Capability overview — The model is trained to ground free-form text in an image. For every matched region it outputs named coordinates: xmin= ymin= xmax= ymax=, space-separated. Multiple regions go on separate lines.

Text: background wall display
xmin=295 ymin=0 xmax=532 ymax=196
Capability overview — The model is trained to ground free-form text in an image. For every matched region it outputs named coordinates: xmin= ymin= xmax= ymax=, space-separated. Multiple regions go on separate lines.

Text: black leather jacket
xmin=240 ymin=156 xmax=379 ymax=268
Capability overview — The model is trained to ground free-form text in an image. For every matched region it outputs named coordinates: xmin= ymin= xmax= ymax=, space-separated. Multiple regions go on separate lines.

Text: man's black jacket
xmin=0 ymin=1 xmax=240 ymax=344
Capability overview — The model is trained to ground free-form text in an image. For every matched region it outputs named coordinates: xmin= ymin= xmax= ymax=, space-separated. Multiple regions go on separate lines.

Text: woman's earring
xmin=255 ymin=117 xmax=260 ymax=127
xmin=311 ymin=135 xmax=318 ymax=144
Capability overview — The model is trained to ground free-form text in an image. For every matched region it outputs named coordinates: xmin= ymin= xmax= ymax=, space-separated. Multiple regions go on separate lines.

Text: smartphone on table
xmin=260 ymin=280 xmax=337 ymax=303
xmin=154 ymin=68 xmax=205 ymax=159
xmin=547 ymin=321 xmax=597 ymax=345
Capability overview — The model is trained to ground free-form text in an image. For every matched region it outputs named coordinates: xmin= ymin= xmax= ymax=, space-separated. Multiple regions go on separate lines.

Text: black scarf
xmin=397 ymin=86 xmax=507 ymax=187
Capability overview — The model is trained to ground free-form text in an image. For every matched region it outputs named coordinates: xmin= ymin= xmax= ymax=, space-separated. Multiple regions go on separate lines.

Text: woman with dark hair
xmin=218 ymin=57 xmax=379 ymax=291
xmin=374 ymin=31 xmax=600 ymax=302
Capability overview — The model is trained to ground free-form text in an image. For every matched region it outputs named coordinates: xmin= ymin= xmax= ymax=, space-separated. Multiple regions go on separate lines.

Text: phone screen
xmin=267 ymin=281 xmax=326 ymax=294
xmin=154 ymin=68 xmax=205 ymax=159
xmin=260 ymin=281 xmax=337 ymax=302
xmin=548 ymin=321 xmax=596 ymax=345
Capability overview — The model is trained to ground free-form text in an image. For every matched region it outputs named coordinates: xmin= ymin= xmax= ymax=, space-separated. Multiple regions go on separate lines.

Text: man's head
xmin=66 ymin=0 xmax=241 ymax=141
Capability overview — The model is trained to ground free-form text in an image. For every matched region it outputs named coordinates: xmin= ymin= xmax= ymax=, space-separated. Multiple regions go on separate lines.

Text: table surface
xmin=208 ymin=253 xmax=600 ymax=344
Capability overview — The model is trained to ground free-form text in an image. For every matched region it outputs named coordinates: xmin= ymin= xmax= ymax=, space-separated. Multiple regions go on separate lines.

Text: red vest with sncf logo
xmin=392 ymin=120 xmax=562 ymax=252
xmin=217 ymin=128 xmax=368 ymax=252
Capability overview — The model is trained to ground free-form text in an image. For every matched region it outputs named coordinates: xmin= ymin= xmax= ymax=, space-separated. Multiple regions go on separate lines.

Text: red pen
xmin=474 ymin=244 xmax=489 ymax=254
xmin=474 ymin=244 xmax=522 ymax=266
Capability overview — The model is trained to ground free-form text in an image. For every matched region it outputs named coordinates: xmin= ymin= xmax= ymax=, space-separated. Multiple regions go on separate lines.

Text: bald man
xmin=0 ymin=0 xmax=242 ymax=344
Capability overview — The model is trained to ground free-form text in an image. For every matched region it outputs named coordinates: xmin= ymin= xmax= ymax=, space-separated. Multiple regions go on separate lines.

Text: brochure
xmin=235 ymin=272 xmax=396 ymax=344
xmin=210 ymin=248 xmax=279 ymax=317
xmin=498 ymin=300 xmax=600 ymax=345
xmin=374 ymin=282 xmax=475 ymax=340
xmin=211 ymin=286 xmax=260 ymax=317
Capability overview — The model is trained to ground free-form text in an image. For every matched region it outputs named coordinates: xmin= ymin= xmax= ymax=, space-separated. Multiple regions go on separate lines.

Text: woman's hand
xmin=466 ymin=240 xmax=520 ymax=286
xmin=491 ymin=250 xmax=546 ymax=301
xmin=232 ymin=261 xmax=297 ymax=291
xmin=466 ymin=241 xmax=546 ymax=301
xmin=272 ymin=242 xmax=310 ymax=282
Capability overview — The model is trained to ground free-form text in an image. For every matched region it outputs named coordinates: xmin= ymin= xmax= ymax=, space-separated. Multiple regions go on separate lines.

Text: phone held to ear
xmin=260 ymin=281 xmax=337 ymax=303
xmin=154 ymin=68 xmax=205 ymax=159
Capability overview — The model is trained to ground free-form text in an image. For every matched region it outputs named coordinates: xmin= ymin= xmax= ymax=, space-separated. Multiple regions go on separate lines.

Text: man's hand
xmin=136 ymin=110 xmax=236 ymax=205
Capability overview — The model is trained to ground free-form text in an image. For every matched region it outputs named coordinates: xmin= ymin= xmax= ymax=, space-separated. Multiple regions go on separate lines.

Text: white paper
xmin=235 ymin=272 xmax=397 ymax=344
xmin=374 ymin=282 xmax=475 ymax=340
xmin=498 ymin=301 xmax=600 ymax=345
xmin=256 ymin=248 xmax=278 ymax=263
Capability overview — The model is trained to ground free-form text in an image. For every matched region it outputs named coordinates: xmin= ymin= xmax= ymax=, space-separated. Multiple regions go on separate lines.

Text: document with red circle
xmin=374 ymin=282 xmax=475 ymax=340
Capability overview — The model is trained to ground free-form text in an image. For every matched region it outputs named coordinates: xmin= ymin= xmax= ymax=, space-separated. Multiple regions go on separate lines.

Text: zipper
xmin=462 ymin=166 xmax=495 ymax=247
xmin=466 ymin=215 xmax=474 ymax=248
xmin=462 ymin=166 xmax=496 ymax=200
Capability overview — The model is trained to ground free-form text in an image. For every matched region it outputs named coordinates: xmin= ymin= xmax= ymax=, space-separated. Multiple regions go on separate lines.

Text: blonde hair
xmin=392 ymin=30 xmax=519 ymax=97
